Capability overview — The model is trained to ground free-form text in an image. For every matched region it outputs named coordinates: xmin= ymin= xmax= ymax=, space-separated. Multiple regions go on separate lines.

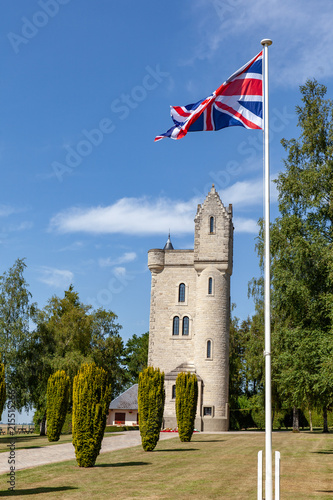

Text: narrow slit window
xmin=172 ymin=385 xmax=176 ymax=399
xmin=178 ymin=283 xmax=185 ymax=302
xmin=173 ymin=316 xmax=179 ymax=335
xmin=207 ymin=340 xmax=212 ymax=359
xmin=182 ymin=316 xmax=189 ymax=336
xmin=210 ymin=216 xmax=214 ymax=234
xmin=208 ymin=277 xmax=213 ymax=295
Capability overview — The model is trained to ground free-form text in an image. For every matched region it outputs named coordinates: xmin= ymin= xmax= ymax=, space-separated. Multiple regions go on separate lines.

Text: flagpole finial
xmin=261 ymin=39 xmax=272 ymax=46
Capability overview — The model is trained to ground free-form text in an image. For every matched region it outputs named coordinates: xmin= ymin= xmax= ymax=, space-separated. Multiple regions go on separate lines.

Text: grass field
xmin=0 ymin=431 xmax=332 ymax=499
xmin=0 ymin=434 xmax=73 ymax=453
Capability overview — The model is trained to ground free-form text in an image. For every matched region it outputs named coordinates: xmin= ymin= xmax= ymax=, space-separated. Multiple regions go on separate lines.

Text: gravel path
xmin=0 ymin=431 xmax=178 ymax=474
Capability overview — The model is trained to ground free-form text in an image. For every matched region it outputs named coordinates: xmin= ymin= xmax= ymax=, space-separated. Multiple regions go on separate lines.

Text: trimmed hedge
xmin=72 ymin=363 xmax=111 ymax=467
xmin=105 ymin=425 xmax=139 ymax=433
xmin=175 ymin=372 xmax=198 ymax=442
xmin=46 ymin=370 xmax=70 ymax=442
xmin=138 ymin=366 xmax=165 ymax=451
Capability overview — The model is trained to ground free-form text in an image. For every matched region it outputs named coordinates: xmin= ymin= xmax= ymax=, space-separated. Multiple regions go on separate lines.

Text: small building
xmin=107 ymin=384 xmax=139 ymax=426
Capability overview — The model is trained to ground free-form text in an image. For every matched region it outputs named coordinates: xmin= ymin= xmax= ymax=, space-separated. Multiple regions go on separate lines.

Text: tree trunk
xmin=292 ymin=406 xmax=300 ymax=432
xmin=308 ymin=409 xmax=313 ymax=432
xmin=323 ymin=407 xmax=329 ymax=433
xmin=40 ymin=414 xmax=46 ymax=436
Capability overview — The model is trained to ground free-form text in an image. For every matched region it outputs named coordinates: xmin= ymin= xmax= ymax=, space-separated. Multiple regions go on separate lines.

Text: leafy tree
xmin=229 ymin=315 xmax=246 ymax=429
xmin=27 ymin=286 xmax=124 ymax=434
xmin=252 ymin=80 xmax=333 ymax=431
xmin=0 ymin=259 xmax=36 ymax=410
xmin=123 ymin=332 xmax=149 ymax=386
xmin=72 ymin=363 xmax=111 ymax=467
xmin=229 ymin=315 xmax=244 ymax=409
xmin=90 ymin=308 xmax=125 ymax=397
xmin=0 ymin=362 xmax=6 ymax=420
xmin=138 ymin=367 xmax=165 ymax=451
xmin=175 ymin=372 xmax=198 ymax=442
xmin=229 ymin=311 xmax=267 ymax=430
xmin=46 ymin=370 xmax=70 ymax=442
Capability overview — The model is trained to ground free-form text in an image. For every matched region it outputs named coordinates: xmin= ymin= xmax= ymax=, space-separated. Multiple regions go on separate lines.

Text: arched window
xmin=209 ymin=216 xmax=214 ymax=234
xmin=178 ymin=283 xmax=185 ymax=302
xmin=207 ymin=340 xmax=212 ymax=359
xmin=208 ymin=277 xmax=213 ymax=295
xmin=172 ymin=385 xmax=176 ymax=399
xmin=182 ymin=316 xmax=189 ymax=336
xmin=173 ymin=316 xmax=179 ymax=335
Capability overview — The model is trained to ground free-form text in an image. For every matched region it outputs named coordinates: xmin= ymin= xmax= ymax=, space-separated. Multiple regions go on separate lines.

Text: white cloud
xmin=113 ymin=266 xmax=127 ymax=277
xmin=58 ymin=241 xmax=85 ymax=252
xmin=37 ymin=266 xmax=74 ymax=289
xmin=189 ymin=0 xmax=333 ymax=87
xmin=50 ymin=181 xmax=270 ymax=237
xmin=98 ymin=257 xmax=113 ymax=267
xmin=0 ymin=205 xmax=27 ymax=217
xmin=233 ymin=217 xmax=258 ymax=234
xmin=6 ymin=221 xmax=33 ymax=232
xmin=99 ymin=252 xmax=137 ymax=268
xmin=50 ymin=197 xmax=198 ymax=236
xmin=0 ymin=205 xmax=18 ymax=217
xmin=223 ymin=177 xmax=278 ymax=207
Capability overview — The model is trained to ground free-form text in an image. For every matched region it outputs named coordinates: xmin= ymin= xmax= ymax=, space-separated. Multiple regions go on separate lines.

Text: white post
xmin=275 ymin=451 xmax=280 ymax=500
xmin=258 ymin=450 xmax=263 ymax=500
xmin=261 ymin=37 xmax=273 ymax=500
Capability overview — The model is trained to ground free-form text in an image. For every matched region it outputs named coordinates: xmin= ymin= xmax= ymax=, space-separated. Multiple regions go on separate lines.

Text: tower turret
xmin=147 ymin=185 xmax=233 ymax=431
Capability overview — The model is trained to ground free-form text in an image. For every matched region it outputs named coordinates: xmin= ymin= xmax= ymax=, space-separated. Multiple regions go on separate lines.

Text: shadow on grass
xmin=0 ymin=436 xmax=41 ymax=444
xmin=95 ymin=461 xmax=150 ymax=468
xmin=312 ymin=449 xmax=333 ymax=455
xmin=193 ymin=440 xmax=226 ymax=443
xmin=154 ymin=448 xmax=199 ymax=453
xmin=0 ymin=486 xmax=77 ymax=496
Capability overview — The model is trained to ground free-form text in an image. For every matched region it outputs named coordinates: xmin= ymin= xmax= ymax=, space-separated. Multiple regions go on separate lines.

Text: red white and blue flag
xmin=155 ymin=51 xmax=263 ymax=141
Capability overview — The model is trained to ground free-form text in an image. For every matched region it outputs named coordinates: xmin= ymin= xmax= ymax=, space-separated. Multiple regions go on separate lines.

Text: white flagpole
xmin=261 ymin=37 xmax=273 ymax=500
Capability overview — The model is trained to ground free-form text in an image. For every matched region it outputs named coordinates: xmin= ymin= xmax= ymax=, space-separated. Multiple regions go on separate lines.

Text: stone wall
xmin=148 ymin=186 xmax=233 ymax=431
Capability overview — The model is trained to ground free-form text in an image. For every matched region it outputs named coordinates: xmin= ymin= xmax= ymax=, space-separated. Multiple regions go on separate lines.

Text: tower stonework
xmin=148 ymin=186 xmax=233 ymax=431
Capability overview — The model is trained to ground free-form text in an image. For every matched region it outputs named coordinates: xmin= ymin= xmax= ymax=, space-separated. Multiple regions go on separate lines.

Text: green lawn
xmin=0 ymin=432 xmax=332 ymax=499
xmin=0 ymin=434 xmax=74 ymax=453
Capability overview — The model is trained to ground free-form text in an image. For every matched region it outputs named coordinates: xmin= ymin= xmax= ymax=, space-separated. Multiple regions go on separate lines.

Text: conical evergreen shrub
xmin=72 ymin=363 xmax=111 ymax=467
xmin=46 ymin=370 xmax=70 ymax=442
xmin=0 ymin=362 xmax=5 ymax=420
xmin=175 ymin=372 xmax=198 ymax=442
xmin=138 ymin=366 xmax=165 ymax=451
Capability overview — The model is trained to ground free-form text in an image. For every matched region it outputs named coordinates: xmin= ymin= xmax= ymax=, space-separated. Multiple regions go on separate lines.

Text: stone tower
xmin=148 ymin=186 xmax=233 ymax=431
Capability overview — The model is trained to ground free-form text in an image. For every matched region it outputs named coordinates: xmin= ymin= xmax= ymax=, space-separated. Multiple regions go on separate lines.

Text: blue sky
xmin=1 ymin=0 xmax=333 ymax=354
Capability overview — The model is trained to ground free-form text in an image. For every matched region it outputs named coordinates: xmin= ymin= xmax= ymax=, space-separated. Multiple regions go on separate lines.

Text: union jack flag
xmin=155 ymin=51 xmax=263 ymax=141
